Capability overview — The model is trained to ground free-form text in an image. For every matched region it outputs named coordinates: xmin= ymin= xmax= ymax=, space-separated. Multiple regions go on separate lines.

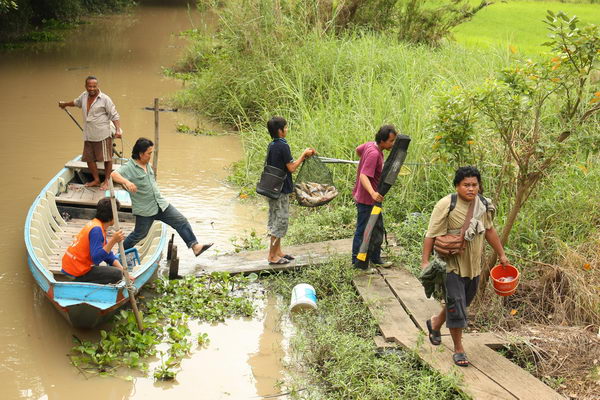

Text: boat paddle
xmin=103 ymin=140 xmax=142 ymax=330
xmin=62 ymin=107 xmax=84 ymax=132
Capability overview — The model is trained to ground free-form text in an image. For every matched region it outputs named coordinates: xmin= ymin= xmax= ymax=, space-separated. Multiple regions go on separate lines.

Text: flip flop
xmin=283 ymin=254 xmax=295 ymax=260
xmin=269 ymin=258 xmax=290 ymax=265
xmin=453 ymin=352 xmax=469 ymax=367
xmin=426 ymin=319 xmax=442 ymax=346
xmin=194 ymin=243 xmax=214 ymax=257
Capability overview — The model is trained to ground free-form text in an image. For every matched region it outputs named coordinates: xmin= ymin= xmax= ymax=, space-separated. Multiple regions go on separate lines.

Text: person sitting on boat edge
xmin=61 ymin=198 xmax=131 ymax=284
xmin=111 ymin=137 xmax=213 ymax=257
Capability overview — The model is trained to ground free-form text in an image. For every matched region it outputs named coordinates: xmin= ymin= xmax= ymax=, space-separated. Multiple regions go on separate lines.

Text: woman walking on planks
xmin=421 ymin=166 xmax=509 ymax=367
xmin=264 ymin=117 xmax=314 ymax=265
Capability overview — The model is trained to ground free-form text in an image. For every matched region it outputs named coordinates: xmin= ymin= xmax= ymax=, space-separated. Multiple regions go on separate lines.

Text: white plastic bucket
xmin=289 ymin=283 xmax=317 ymax=312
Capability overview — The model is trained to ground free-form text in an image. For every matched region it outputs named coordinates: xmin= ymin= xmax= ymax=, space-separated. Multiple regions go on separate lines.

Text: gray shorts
xmin=267 ymin=194 xmax=289 ymax=238
xmin=445 ymin=272 xmax=480 ymax=329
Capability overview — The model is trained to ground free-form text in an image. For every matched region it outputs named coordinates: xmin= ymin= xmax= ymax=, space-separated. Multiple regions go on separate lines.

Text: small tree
xmin=432 ymin=11 xmax=600 ymax=289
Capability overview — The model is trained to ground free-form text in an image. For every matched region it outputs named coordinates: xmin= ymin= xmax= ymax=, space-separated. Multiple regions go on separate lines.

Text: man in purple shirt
xmin=351 ymin=125 xmax=397 ymax=269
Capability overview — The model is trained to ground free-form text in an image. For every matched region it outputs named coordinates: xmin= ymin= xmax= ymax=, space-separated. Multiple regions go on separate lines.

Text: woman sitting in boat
xmin=61 ymin=197 xmax=131 ymax=284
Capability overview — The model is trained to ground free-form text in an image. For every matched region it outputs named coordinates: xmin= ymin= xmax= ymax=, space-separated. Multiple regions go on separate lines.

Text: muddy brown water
xmin=0 ymin=2 xmax=287 ymax=399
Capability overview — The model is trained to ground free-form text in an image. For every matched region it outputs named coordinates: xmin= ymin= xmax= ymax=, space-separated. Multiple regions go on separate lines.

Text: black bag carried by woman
xmin=256 ymin=142 xmax=287 ymax=199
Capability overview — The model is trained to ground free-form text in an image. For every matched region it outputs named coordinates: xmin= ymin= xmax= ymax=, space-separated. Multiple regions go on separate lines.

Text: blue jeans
xmin=352 ymin=202 xmax=383 ymax=265
xmin=124 ymin=205 xmax=198 ymax=250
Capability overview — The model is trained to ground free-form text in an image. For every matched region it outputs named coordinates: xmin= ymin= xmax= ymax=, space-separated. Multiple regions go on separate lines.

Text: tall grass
xmin=174 ymin=0 xmax=600 ymax=262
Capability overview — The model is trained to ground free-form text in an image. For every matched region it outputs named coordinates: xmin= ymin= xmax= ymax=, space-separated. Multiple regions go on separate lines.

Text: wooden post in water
xmin=153 ymin=97 xmax=159 ymax=176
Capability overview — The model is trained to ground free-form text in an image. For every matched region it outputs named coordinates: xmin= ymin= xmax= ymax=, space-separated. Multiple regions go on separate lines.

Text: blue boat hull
xmin=25 ymin=157 xmax=168 ymax=329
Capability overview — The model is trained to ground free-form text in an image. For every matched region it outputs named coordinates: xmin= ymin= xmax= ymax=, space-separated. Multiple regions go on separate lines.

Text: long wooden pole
xmin=153 ymin=97 xmax=159 ymax=176
xmin=101 ymin=139 xmax=143 ymax=329
xmin=108 ymin=178 xmax=144 ymax=330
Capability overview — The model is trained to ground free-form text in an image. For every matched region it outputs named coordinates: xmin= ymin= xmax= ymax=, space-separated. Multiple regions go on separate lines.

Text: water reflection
xmin=0 ymin=2 xmax=275 ymax=399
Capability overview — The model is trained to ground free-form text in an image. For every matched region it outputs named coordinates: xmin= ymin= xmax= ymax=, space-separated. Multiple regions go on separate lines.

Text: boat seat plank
xmin=64 ymin=160 xmax=124 ymax=172
xmin=56 ymin=184 xmax=131 ymax=208
xmin=42 ymin=218 xmax=136 ymax=275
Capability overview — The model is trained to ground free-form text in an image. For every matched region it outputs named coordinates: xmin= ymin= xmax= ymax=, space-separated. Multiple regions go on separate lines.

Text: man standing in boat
xmin=62 ymin=198 xmax=130 ymax=284
xmin=59 ymin=75 xmax=122 ymax=190
xmin=111 ymin=137 xmax=213 ymax=257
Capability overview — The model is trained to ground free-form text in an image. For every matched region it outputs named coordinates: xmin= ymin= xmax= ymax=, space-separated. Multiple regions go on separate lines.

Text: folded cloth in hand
xmin=419 ymin=257 xmax=447 ymax=301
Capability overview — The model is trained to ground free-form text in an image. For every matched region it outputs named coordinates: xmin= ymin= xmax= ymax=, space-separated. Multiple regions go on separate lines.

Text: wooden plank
xmin=373 ymin=335 xmax=397 ymax=349
xmin=64 ymin=160 xmax=124 ymax=172
xmin=382 ymin=267 xmax=562 ymax=399
xmin=198 ymin=237 xmax=397 ymax=275
xmin=353 ymin=273 xmax=416 ymax=345
xmin=354 ymin=272 xmax=516 ymax=400
xmin=56 ymin=184 xmax=131 ymax=208
xmin=461 ymin=342 xmax=564 ymax=400
xmin=382 ymin=267 xmax=446 ymax=333
xmin=414 ymin=340 xmax=517 ymax=400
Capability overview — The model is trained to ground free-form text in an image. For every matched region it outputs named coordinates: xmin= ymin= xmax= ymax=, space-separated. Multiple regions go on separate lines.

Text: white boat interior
xmin=28 ymin=158 xmax=162 ymax=281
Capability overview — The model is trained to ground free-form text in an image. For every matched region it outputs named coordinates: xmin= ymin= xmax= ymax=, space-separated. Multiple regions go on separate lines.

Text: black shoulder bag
xmin=256 ymin=142 xmax=287 ymax=199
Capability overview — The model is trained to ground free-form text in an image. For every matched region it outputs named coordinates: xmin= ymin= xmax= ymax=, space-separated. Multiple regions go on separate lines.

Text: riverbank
xmin=0 ymin=0 xmax=136 ymax=47
xmin=173 ymin=1 xmax=600 ymax=398
xmin=0 ymin=2 xmax=277 ymax=399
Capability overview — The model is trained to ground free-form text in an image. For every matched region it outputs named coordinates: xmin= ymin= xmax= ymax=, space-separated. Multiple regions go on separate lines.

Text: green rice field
xmin=454 ymin=1 xmax=600 ymax=54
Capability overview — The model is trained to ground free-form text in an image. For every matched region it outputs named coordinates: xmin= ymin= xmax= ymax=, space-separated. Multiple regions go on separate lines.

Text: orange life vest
xmin=62 ymin=218 xmax=106 ymax=277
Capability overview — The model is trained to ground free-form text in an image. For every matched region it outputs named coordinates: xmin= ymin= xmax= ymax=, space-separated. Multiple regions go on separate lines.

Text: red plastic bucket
xmin=490 ymin=264 xmax=520 ymax=297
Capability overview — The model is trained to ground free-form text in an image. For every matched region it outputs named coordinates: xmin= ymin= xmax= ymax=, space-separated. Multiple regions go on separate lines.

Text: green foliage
xmin=0 ymin=0 xmax=17 ymax=14
xmin=70 ymin=273 xmax=256 ymax=381
xmin=230 ymin=229 xmax=266 ymax=252
xmin=0 ymin=0 xmax=135 ymax=43
xmin=175 ymin=122 xmax=222 ymax=136
xmin=395 ymin=0 xmax=491 ymax=46
xmin=266 ymin=259 xmax=466 ymax=399
xmin=431 ymin=85 xmax=477 ymax=166
xmin=433 ymin=11 xmax=600 ymax=249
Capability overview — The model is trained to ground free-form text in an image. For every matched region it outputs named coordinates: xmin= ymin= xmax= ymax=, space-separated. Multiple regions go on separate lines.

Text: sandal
xmin=426 ymin=319 xmax=442 ymax=346
xmin=453 ymin=352 xmax=469 ymax=367
xmin=193 ymin=243 xmax=214 ymax=257
xmin=283 ymin=254 xmax=295 ymax=260
xmin=269 ymin=258 xmax=290 ymax=265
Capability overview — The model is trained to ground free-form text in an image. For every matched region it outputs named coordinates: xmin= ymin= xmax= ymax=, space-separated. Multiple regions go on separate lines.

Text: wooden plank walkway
xmin=354 ymin=268 xmax=564 ymax=400
xmin=197 ymin=238 xmax=354 ymax=274
xmin=196 ymin=236 xmax=399 ymax=274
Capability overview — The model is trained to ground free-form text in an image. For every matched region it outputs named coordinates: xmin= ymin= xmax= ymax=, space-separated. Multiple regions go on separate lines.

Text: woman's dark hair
xmin=131 ymin=138 xmax=154 ymax=159
xmin=374 ymin=124 xmax=398 ymax=143
xmin=95 ymin=197 xmax=120 ymax=223
xmin=267 ymin=116 xmax=287 ymax=139
xmin=453 ymin=166 xmax=482 ymax=187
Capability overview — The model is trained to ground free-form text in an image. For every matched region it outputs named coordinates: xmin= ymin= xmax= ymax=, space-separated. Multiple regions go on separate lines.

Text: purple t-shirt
xmin=352 ymin=142 xmax=383 ymax=205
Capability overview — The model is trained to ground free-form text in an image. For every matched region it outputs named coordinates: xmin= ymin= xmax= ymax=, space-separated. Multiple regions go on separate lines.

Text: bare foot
xmin=100 ymin=181 xmax=109 ymax=190
xmin=84 ymin=180 xmax=100 ymax=188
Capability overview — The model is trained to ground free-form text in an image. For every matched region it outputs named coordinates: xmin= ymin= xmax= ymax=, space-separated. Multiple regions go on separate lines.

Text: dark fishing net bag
xmin=294 ymin=156 xmax=338 ymax=207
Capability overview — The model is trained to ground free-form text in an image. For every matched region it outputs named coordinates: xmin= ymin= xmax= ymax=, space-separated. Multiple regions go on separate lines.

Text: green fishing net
xmin=294 ymin=156 xmax=338 ymax=207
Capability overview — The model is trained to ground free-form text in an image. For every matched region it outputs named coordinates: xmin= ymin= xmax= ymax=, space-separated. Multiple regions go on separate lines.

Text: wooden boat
xmin=24 ymin=156 xmax=167 ymax=328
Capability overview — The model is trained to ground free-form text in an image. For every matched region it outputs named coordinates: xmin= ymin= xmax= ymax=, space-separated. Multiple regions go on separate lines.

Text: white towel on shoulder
xmin=464 ymin=196 xmax=495 ymax=241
